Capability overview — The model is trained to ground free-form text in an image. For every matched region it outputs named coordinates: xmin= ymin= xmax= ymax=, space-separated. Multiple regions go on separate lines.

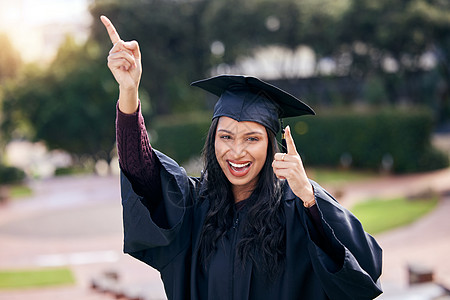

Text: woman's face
xmin=214 ymin=116 xmax=268 ymax=195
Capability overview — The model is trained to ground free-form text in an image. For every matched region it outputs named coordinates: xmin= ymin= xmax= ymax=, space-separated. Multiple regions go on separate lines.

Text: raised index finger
xmin=100 ymin=15 xmax=121 ymax=44
xmin=285 ymin=126 xmax=299 ymax=155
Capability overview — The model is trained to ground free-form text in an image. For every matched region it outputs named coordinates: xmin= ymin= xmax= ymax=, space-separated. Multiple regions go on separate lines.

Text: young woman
xmin=101 ymin=16 xmax=383 ymax=300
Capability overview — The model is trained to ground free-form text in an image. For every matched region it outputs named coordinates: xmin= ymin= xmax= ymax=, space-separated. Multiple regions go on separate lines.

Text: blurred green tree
xmin=3 ymin=0 xmax=449 ymax=170
xmin=89 ymin=0 xmax=327 ymax=115
xmin=334 ymin=0 xmax=450 ymax=116
xmin=1 ymin=36 xmax=118 ymax=166
xmin=0 ymin=33 xmax=23 ymax=165
xmin=90 ymin=0 xmax=211 ymax=115
xmin=88 ymin=0 xmax=449 ymax=114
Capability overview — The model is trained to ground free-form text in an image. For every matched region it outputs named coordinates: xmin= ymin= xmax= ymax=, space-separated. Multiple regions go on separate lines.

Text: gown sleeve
xmin=116 ymin=102 xmax=197 ymax=271
xmin=299 ymin=180 xmax=383 ymax=299
xmin=116 ymin=101 xmax=162 ymax=199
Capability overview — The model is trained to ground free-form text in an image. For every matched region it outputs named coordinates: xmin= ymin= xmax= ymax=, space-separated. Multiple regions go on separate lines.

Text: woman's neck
xmin=232 ymin=181 xmax=257 ymax=203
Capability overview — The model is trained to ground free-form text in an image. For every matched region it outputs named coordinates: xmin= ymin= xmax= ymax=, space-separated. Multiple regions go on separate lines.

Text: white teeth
xmin=229 ymin=161 xmax=250 ymax=168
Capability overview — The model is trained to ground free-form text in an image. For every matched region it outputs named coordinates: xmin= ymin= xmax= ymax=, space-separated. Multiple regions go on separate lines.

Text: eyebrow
xmin=217 ymin=129 xmax=265 ymax=136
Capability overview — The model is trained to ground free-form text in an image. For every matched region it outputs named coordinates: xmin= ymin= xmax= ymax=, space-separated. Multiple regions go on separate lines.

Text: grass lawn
xmin=9 ymin=185 xmax=32 ymax=198
xmin=308 ymin=167 xmax=376 ymax=186
xmin=350 ymin=197 xmax=438 ymax=235
xmin=0 ymin=267 xmax=75 ymax=290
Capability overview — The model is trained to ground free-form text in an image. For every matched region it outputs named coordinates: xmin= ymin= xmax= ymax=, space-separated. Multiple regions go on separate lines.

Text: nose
xmin=229 ymin=140 xmax=246 ymax=159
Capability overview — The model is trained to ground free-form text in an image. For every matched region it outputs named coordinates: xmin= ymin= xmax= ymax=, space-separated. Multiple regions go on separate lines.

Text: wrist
xmin=119 ymin=87 xmax=139 ymax=114
xmin=303 ymin=197 xmax=316 ymax=208
xmin=300 ymin=183 xmax=315 ymax=208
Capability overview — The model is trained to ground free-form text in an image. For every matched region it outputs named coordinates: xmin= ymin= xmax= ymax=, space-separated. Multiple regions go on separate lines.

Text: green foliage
xmin=0 ymin=268 xmax=75 ymax=289
xmin=351 ymin=196 xmax=438 ymax=235
xmin=308 ymin=168 xmax=376 ymax=186
xmin=152 ymin=112 xmax=212 ymax=163
xmin=0 ymin=164 xmax=25 ymax=184
xmin=90 ymin=0 xmax=212 ymax=116
xmin=54 ymin=166 xmax=91 ymax=176
xmin=152 ymin=109 xmax=448 ymax=174
xmin=87 ymin=0 xmax=450 ymax=122
xmin=286 ymin=108 xmax=449 ymax=173
xmin=0 ymin=33 xmax=23 ymax=164
xmin=362 ymin=75 xmax=389 ymax=105
xmin=1 ymin=36 xmax=118 ymax=161
xmin=338 ymin=0 xmax=450 ymax=60
xmin=90 ymin=0 xmax=355 ymax=115
xmin=2 ymin=0 xmax=449 ymax=164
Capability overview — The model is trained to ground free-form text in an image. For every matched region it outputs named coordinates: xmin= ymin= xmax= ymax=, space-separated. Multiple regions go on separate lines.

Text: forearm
xmin=116 ymin=101 xmax=161 ymax=196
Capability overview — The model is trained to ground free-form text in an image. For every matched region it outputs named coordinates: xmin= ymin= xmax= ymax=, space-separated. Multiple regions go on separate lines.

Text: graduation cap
xmin=191 ymin=75 xmax=315 ymax=152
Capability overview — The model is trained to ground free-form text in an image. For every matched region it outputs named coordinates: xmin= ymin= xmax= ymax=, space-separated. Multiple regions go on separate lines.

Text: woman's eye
xmin=220 ymin=135 xmax=231 ymax=140
xmin=247 ymin=137 xmax=259 ymax=142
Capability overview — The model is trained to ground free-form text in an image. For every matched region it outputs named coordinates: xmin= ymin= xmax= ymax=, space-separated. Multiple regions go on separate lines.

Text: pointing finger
xmin=100 ymin=15 xmax=121 ymax=45
xmin=285 ymin=126 xmax=298 ymax=155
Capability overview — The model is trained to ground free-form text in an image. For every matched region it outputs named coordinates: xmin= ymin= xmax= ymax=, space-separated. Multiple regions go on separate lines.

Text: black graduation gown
xmin=120 ymin=150 xmax=383 ymax=300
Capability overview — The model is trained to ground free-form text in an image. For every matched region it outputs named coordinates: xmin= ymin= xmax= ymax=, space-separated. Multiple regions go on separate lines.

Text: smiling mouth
xmin=227 ymin=161 xmax=252 ymax=177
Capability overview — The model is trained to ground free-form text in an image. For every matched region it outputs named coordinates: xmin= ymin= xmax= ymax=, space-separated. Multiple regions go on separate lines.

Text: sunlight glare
xmin=0 ymin=0 xmax=91 ymax=63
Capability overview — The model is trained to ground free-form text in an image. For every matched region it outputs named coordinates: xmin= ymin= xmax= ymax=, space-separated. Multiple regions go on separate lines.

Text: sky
xmin=0 ymin=0 xmax=92 ymax=63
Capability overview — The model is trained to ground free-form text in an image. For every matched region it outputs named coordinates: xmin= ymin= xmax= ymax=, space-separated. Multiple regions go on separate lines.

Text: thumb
xmin=285 ymin=126 xmax=298 ymax=155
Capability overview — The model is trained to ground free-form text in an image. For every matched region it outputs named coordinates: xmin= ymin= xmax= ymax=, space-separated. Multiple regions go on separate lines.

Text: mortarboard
xmin=190 ymin=75 xmax=315 ymax=135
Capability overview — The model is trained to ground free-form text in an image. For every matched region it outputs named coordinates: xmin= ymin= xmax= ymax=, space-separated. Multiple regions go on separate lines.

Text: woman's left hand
xmin=272 ymin=126 xmax=314 ymax=205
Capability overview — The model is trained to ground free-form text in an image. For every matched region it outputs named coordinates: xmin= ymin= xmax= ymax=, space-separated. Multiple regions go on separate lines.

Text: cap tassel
xmin=281 ymin=119 xmax=287 ymax=153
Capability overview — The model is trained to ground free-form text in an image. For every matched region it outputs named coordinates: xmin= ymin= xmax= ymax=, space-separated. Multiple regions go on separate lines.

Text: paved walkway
xmin=0 ymin=175 xmax=165 ymax=300
xmin=0 ymin=168 xmax=449 ymax=299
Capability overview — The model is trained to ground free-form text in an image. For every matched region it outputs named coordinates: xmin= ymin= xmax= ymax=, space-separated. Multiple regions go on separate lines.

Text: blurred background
xmin=0 ymin=0 xmax=450 ymax=299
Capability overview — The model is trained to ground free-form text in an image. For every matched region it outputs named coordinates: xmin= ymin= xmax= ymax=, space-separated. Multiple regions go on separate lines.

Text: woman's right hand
xmin=101 ymin=15 xmax=142 ymax=114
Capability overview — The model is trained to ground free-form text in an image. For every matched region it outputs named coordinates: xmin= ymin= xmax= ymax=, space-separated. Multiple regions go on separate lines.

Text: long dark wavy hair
xmin=198 ymin=118 xmax=286 ymax=278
